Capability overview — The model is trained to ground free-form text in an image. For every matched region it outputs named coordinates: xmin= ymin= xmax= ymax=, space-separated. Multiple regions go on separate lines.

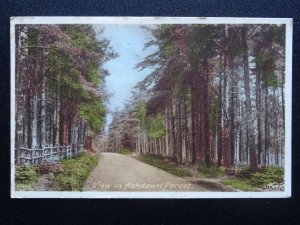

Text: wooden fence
xmin=16 ymin=144 xmax=84 ymax=165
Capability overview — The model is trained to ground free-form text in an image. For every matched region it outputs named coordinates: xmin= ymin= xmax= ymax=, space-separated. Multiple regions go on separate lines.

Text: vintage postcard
xmin=10 ymin=17 xmax=292 ymax=198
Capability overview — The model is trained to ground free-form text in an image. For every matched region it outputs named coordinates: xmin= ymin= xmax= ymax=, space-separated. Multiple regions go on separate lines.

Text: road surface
xmin=83 ymin=152 xmax=210 ymax=192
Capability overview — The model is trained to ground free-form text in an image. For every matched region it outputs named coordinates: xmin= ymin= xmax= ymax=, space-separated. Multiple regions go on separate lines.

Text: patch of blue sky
xmin=94 ymin=25 xmax=157 ymax=132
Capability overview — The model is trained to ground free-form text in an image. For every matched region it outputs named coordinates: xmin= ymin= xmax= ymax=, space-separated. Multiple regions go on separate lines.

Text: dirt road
xmin=83 ymin=152 xmax=210 ymax=192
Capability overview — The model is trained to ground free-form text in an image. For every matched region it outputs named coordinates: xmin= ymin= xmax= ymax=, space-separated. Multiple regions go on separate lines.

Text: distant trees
xmin=107 ymin=24 xmax=286 ymax=170
xmin=15 ymin=24 xmax=116 ymax=162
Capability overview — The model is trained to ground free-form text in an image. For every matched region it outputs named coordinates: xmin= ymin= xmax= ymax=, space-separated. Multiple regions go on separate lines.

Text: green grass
xmin=238 ymin=166 xmax=284 ymax=188
xmin=15 ymin=165 xmax=40 ymax=191
xmin=197 ymin=162 xmax=226 ymax=178
xmin=53 ymin=153 xmax=98 ymax=191
xmin=119 ymin=148 xmax=133 ymax=155
xmin=222 ymin=178 xmax=259 ymax=191
xmin=140 ymin=154 xmax=192 ymax=177
xmin=222 ymin=166 xmax=284 ymax=191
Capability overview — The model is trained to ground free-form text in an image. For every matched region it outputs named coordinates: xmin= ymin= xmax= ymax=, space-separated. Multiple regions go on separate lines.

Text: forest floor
xmin=83 ymin=152 xmax=235 ymax=192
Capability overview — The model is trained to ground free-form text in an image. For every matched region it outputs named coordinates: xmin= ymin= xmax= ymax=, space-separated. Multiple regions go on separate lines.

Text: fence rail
xmin=16 ymin=144 xmax=84 ymax=165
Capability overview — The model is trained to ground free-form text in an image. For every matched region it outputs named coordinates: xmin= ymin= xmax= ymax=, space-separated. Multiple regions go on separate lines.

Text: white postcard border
xmin=10 ymin=17 xmax=293 ymax=198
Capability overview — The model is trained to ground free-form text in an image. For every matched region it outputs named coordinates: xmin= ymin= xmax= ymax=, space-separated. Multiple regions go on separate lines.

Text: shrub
xmin=53 ymin=153 xmax=98 ymax=191
xmin=248 ymin=167 xmax=284 ymax=188
xmin=236 ymin=166 xmax=252 ymax=179
xmin=197 ymin=161 xmax=225 ymax=178
xmin=140 ymin=154 xmax=192 ymax=177
xmin=234 ymin=166 xmax=284 ymax=189
xmin=15 ymin=165 xmax=39 ymax=184
xmin=15 ymin=165 xmax=40 ymax=191
xmin=119 ymin=148 xmax=133 ymax=155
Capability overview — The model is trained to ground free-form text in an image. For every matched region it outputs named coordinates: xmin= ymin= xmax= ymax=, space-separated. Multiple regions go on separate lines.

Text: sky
xmin=93 ymin=25 xmax=157 ymax=133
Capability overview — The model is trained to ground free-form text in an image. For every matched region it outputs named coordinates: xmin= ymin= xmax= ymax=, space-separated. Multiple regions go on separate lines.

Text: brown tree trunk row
xmin=15 ymin=25 xmax=89 ymax=161
xmin=133 ymin=25 xmax=285 ymax=169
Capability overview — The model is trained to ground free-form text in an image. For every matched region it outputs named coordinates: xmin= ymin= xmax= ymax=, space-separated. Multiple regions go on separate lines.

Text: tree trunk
xmin=241 ymin=26 xmax=258 ymax=171
xmin=264 ymin=86 xmax=269 ymax=165
xmin=217 ymin=63 xmax=223 ymax=166
xmin=191 ymin=85 xmax=197 ymax=164
xmin=256 ymin=71 xmax=262 ymax=164
xmin=203 ymin=56 xmax=212 ymax=167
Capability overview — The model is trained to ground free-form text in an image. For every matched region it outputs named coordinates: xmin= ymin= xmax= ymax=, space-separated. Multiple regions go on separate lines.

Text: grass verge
xmin=222 ymin=166 xmax=284 ymax=191
xmin=197 ymin=162 xmax=226 ymax=178
xmin=15 ymin=165 xmax=40 ymax=191
xmin=140 ymin=154 xmax=192 ymax=177
xmin=222 ymin=178 xmax=259 ymax=191
xmin=53 ymin=153 xmax=98 ymax=191
xmin=119 ymin=148 xmax=133 ymax=155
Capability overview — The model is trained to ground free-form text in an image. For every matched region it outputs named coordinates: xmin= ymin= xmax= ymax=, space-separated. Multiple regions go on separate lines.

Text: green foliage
xmin=186 ymin=24 xmax=218 ymax=68
xmin=60 ymin=25 xmax=101 ymax=52
xmin=223 ymin=178 xmax=259 ymax=191
xmin=236 ymin=166 xmax=253 ymax=178
xmin=45 ymin=26 xmax=107 ymax=135
xmin=147 ymin=114 xmax=166 ymax=139
xmin=256 ymin=51 xmax=278 ymax=87
xmin=135 ymin=102 xmax=166 ymax=139
xmin=140 ymin=154 xmax=192 ymax=177
xmin=53 ymin=153 xmax=98 ymax=191
xmin=163 ymin=44 xmax=178 ymax=58
xmin=153 ymin=25 xmax=174 ymax=60
xmin=79 ymin=99 xmax=105 ymax=134
xmin=47 ymin=48 xmax=82 ymax=98
xmin=248 ymin=167 xmax=284 ymax=187
xmin=16 ymin=165 xmax=39 ymax=183
xmin=47 ymin=48 xmax=105 ymax=134
xmin=236 ymin=166 xmax=284 ymax=188
xmin=119 ymin=148 xmax=133 ymax=155
xmin=87 ymin=63 xmax=101 ymax=85
xmin=197 ymin=161 xmax=225 ymax=178
xmin=15 ymin=165 xmax=40 ymax=190
xmin=136 ymin=101 xmax=147 ymax=127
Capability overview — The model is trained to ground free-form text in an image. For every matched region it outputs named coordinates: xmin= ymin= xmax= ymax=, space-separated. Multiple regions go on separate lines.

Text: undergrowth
xmin=239 ymin=166 xmax=284 ymax=187
xmin=15 ymin=165 xmax=40 ymax=191
xmin=223 ymin=166 xmax=284 ymax=191
xmin=140 ymin=154 xmax=192 ymax=177
xmin=223 ymin=178 xmax=258 ymax=191
xmin=53 ymin=153 xmax=98 ymax=191
xmin=119 ymin=148 xmax=133 ymax=155
xmin=197 ymin=161 xmax=225 ymax=178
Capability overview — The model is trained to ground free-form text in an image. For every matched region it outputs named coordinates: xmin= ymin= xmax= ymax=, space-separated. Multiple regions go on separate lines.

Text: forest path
xmin=83 ymin=152 xmax=211 ymax=192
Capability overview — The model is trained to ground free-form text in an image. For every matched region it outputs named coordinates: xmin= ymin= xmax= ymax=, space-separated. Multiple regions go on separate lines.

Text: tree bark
xmin=203 ymin=56 xmax=212 ymax=167
xmin=256 ymin=71 xmax=262 ymax=164
xmin=241 ymin=26 xmax=258 ymax=171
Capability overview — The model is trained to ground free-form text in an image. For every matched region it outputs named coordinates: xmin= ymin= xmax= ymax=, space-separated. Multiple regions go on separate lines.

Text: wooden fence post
xmin=18 ymin=143 xmax=83 ymax=165
xmin=67 ymin=145 xmax=70 ymax=158
xmin=50 ymin=146 xmax=53 ymax=161
xmin=42 ymin=146 xmax=45 ymax=162
xmin=30 ymin=148 xmax=33 ymax=165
